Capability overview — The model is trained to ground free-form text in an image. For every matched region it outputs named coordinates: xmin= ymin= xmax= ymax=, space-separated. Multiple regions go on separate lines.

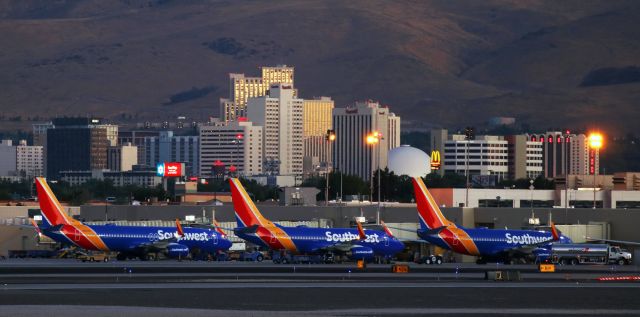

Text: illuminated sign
xmin=156 ymin=162 xmax=185 ymax=177
xmin=430 ymin=150 xmax=441 ymax=170
xmin=165 ymin=162 xmax=183 ymax=177
xmin=589 ymin=149 xmax=596 ymax=175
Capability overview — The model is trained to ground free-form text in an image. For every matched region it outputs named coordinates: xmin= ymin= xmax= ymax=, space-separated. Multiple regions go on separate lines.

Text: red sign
xmin=165 ymin=162 xmax=183 ymax=177
xmin=589 ymin=149 xmax=596 ymax=175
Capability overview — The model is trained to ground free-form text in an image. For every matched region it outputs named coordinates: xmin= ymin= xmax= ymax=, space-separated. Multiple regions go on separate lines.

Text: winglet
xmin=550 ymin=222 xmax=560 ymax=241
xmin=176 ymin=218 xmax=185 ymax=237
xmin=380 ymin=220 xmax=394 ymax=237
xmin=212 ymin=219 xmax=227 ymax=237
xmin=29 ymin=218 xmax=42 ymax=235
xmin=356 ymin=221 xmax=366 ymax=240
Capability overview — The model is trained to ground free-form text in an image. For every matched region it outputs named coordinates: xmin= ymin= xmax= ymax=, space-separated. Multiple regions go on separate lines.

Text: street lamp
xmin=325 ymin=129 xmax=336 ymax=206
xmin=588 ymin=133 xmax=603 ymax=209
xmin=366 ymin=131 xmax=383 ymax=224
xmin=464 ymin=127 xmax=475 ymax=207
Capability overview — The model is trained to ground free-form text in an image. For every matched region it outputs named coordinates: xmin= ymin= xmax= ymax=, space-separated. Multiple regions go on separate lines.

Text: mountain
xmin=0 ymin=0 xmax=638 ymax=134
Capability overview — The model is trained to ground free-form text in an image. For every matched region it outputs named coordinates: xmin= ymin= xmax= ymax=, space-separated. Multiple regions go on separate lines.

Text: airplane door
xmin=74 ymin=230 xmax=81 ymax=242
xmin=452 ymin=238 xmax=459 ymax=246
xmin=270 ymin=234 xmax=277 ymax=244
xmin=212 ymin=233 xmax=218 ymax=245
xmin=384 ymin=236 xmax=389 ymax=246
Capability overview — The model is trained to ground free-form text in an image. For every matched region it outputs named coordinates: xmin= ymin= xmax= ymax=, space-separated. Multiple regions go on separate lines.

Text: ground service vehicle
xmin=549 ymin=244 xmax=632 ymax=265
xmin=77 ymin=252 xmax=110 ymax=262
xmin=418 ymin=254 xmax=443 ymax=265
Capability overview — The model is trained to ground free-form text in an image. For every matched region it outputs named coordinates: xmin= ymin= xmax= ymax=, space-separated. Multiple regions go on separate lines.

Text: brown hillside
xmin=0 ymin=0 xmax=638 ymax=133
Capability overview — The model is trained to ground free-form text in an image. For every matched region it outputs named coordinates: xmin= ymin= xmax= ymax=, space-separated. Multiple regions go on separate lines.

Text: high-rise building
xmin=0 ymin=140 xmax=17 ymax=177
xmin=107 ymin=143 xmax=138 ymax=172
xmin=527 ymin=132 xmax=597 ymax=177
xmin=16 ymin=140 xmax=44 ymax=178
xmin=142 ymin=131 xmax=199 ymax=177
xmin=117 ymin=130 xmax=161 ymax=166
xmin=221 ymin=65 xmax=295 ymax=121
xmin=505 ymin=135 xmax=543 ymax=180
xmin=303 ymin=97 xmax=334 ymax=173
xmin=436 ymin=132 xmax=542 ymax=182
xmin=442 ymin=135 xmax=510 ymax=181
xmin=247 ymin=83 xmax=303 ymax=176
xmin=0 ymin=140 xmax=44 ymax=179
xmin=198 ymin=119 xmax=263 ymax=177
xmin=568 ymin=134 xmax=597 ymax=175
xmin=332 ymin=101 xmax=401 ymax=181
xmin=96 ymin=124 xmax=118 ymax=146
xmin=46 ymin=118 xmax=109 ymax=179
xmin=33 ymin=122 xmax=53 ymax=147
xmin=33 ymin=122 xmax=54 ymax=176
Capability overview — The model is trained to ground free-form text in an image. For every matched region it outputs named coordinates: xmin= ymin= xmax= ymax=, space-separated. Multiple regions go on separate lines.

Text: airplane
xmin=33 ymin=177 xmax=232 ymax=261
xmin=410 ymin=176 xmax=572 ymax=264
xmin=229 ymin=178 xmax=405 ymax=261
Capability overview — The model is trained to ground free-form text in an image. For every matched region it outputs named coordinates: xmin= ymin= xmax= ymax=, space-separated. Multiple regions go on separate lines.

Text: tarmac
xmin=1 ymin=259 xmax=640 ymax=316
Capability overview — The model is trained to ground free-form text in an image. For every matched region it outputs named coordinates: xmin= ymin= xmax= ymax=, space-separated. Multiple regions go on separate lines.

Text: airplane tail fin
xmin=411 ymin=177 xmax=454 ymax=230
xmin=229 ymin=178 xmax=268 ymax=228
xmin=35 ymin=177 xmax=72 ymax=226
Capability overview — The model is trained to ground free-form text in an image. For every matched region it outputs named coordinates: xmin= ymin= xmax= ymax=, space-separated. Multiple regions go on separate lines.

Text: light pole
xmin=564 ymin=130 xmax=570 ymax=223
xmin=529 ymin=179 xmax=534 ymax=215
xmin=464 ymin=127 xmax=474 ymax=207
xmin=325 ymin=130 xmax=336 ymax=206
xmin=232 ymin=133 xmax=243 ymax=177
xmin=366 ymin=131 xmax=383 ymax=224
xmin=588 ymin=133 xmax=603 ymax=209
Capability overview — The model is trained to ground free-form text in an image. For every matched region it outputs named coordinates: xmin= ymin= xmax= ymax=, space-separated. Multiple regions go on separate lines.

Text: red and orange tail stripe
xmin=35 ymin=177 xmax=72 ymax=226
xmin=412 ymin=177 xmax=480 ymax=256
xmin=412 ymin=177 xmax=455 ymax=229
xmin=35 ymin=177 xmax=109 ymax=251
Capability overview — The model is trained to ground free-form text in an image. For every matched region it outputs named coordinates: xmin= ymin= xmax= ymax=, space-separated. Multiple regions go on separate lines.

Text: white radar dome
xmin=387 ymin=145 xmax=431 ymax=177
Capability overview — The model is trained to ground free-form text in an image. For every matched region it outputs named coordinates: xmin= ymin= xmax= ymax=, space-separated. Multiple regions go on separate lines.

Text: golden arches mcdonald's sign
xmin=430 ymin=150 xmax=441 ymax=170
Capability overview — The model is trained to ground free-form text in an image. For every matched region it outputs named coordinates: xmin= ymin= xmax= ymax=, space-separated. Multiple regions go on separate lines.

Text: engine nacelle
xmin=532 ymin=247 xmax=551 ymax=262
xmin=166 ymin=243 xmax=190 ymax=258
xmin=348 ymin=246 xmax=374 ymax=260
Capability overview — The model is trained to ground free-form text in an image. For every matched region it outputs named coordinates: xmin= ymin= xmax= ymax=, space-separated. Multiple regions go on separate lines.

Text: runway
xmin=1 ymin=259 xmax=640 ymax=316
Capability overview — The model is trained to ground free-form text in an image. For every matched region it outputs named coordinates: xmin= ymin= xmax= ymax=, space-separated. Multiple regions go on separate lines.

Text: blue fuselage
xmin=236 ymin=226 xmax=405 ymax=257
xmin=43 ymin=224 xmax=232 ymax=254
xmin=418 ymin=227 xmax=572 ymax=256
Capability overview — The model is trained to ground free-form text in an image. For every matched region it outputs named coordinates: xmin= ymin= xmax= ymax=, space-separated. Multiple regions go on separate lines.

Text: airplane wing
xmin=128 ymin=219 xmax=186 ymax=253
xmin=585 ymin=237 xmax=640 ymax=246
xmin=312 ymin=222 xmax=369 ymax=253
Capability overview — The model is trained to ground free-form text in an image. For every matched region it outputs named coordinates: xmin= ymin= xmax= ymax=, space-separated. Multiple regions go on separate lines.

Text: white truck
xmin=550 ymin=244 xmax=632 ymax=265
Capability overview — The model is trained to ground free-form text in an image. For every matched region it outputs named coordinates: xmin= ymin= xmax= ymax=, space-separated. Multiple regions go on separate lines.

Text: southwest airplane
xmin=229 ymin=178 xmax=404 ymax=260
xmin=411 ymin=177 xmax=572 ymax=264
xmin=33 ymin=177 xmax=232 ymax=260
